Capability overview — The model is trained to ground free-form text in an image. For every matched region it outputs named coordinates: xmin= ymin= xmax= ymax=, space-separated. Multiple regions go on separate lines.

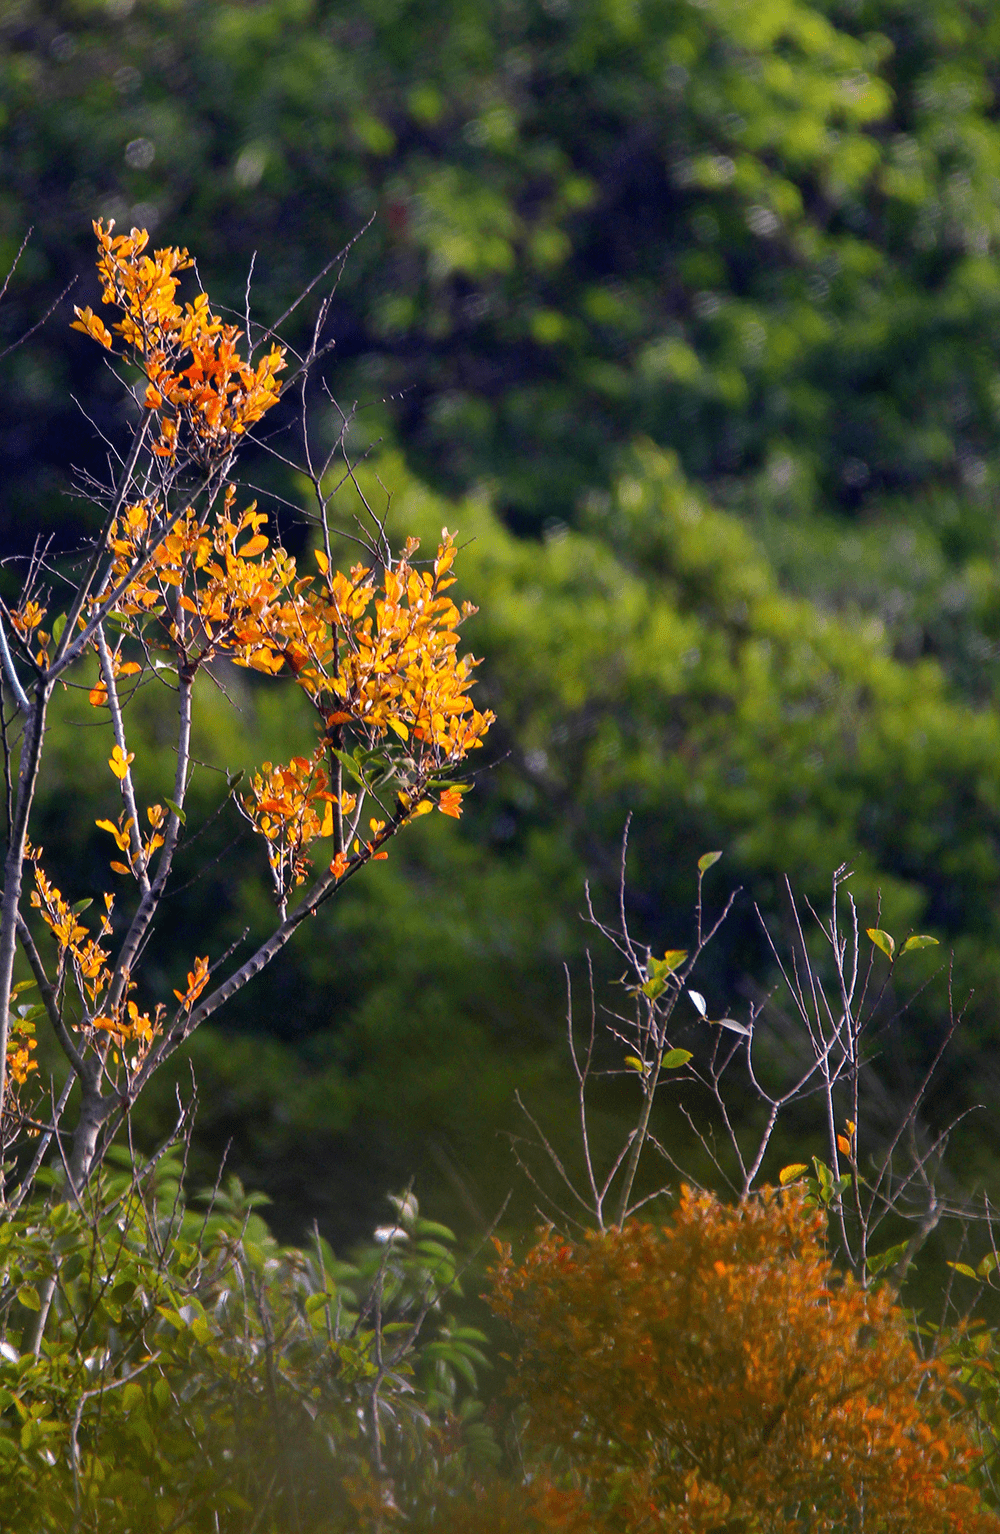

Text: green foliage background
xmin=5 ymin=0 xmax=1000 ymax=1239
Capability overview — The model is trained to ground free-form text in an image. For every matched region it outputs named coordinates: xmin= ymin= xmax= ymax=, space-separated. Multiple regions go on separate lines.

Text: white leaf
xmin=714 ymin=1017 xmax=752 ymax=1037
xmin=688 ymin=989 xmax=707 ymax=1017
xmin=0 ymin=1340 xmax=19 ymax=1362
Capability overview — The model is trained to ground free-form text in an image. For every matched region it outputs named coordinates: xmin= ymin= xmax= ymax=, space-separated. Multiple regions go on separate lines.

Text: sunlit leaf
xmin=697 ymin=850 xmax=722 ymax=873
xmin=867 ymin=927 xmax=895 ymax=959
xmin=661 ymin=1048 xmax=693 ymax=1068
xmin=779 ymin=1164 xmax=809 ymax=1185
xmin=901 ymin=934 xmax=939 ymax=954
xmin=688 ymin=989 xmax=707 ymax=1017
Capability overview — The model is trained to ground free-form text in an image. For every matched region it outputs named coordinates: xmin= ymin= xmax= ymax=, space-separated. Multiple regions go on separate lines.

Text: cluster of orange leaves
xmin=477 ymin=1188 xmax=1000 ymax=1534
xmin=72 ymin=221 xmax=285 ymax=465
xmin=7 ymin=598 xmax=49 ymax=667
xmin=6 ymin=1022 xmax=38 ymax=1090
xmin=96 ymin=801 xmax=167 ymax=879
xmin=87 ymin=489 xmax=491 ymax=886
xmin=63 ymin=224 xmax=493 ymax=899
xmin=25 ymin=844 xmax=185 ymax=1066
xmin=0 ymin=1001 xmax=38 ymax=1138
xmin=242 ymin=754 xmax=359 ymax=891
xmin=93 ymin=486 xmax=492 ymax=769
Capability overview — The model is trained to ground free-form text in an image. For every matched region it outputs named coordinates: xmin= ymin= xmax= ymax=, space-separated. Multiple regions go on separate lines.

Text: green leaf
xmin=11 ymin=980 xmax=37 ymax=995
xmin=865 ymin=1239 xmax=907 ymax=1276
xmin=812 ymin=1157 xmax=834 ymax=1194
xmin=698 ymin=850 xmax=722 ymax=873
xmin=16 ymin=1285 xmax=40 ymax=1312
xmin=71 ymin=898 xmax=93 ymax=914
xmin=121 ymin=1381 xmax=145 ymax=1412
xmin=901 ymin=934 xmax=939 ymax=954
xmin=415 ymin=1239 xmax=456 ymax=1261
xmin=866 ymin=927 xmax=895 ymax=959
xmin=165 ymin=799 xmax=186 ymax=825
xmin=948 ymin=1262 xmax=979 ymax=1280
xmin=331 ymin=747 xmax=365 ymax=784
xmin=641 ymin=951 xmax=686 ymax=999
xmin=624 ymin=1055 xmax=646 ymax=1072
xmin=779 ymin=1164 xmax=809 ymax=1186
xmin=51 ymin=613 xmax=67 ymax=646
xmin=413 ymin=1220 xmax=457 ymax=1242
xmin=977 ymin=1253 xmax=998 ymax=1278
xmin=661 ymin=1048 xmax=693 ymax=1068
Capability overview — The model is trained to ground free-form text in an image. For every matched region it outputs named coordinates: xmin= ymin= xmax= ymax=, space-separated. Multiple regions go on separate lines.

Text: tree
xmin=0 ymin=219 xmax=497 ymax=1529
xmin=486 ymin=1187 xmax=1000 ymax=1533
xmin=0 ymin=219 xmax=492 ymax=1209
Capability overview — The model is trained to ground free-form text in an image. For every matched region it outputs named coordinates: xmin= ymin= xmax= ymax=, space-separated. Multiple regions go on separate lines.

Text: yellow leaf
xmin=71 ymin=306 xmax=113 ymax=349
xmin=315 ymin=549 xmax=329 ymax=574
xmin=109 ymin=745 xmax=135 ymax=780
xmin=837 ymin=1135 xmax=852 ymax=1157
xmin=110 ymin=861 xmax=132 ymax=876
xmin=779 ymin=1164 xmax=809 ymax=1186
xmin=867 ymin=927 xmax=895 ymax=959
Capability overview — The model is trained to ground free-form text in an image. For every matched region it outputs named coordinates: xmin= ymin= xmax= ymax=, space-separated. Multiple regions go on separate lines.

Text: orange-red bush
xmin=483 ymin=1188 xmax=998 ymax=1533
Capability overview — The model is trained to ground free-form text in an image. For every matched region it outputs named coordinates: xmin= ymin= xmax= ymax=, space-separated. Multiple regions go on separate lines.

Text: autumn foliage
xmin=71 ymin=221 xmax=285 ymax=465
xmin=484 ymin=1189 xmax=1000 ymax=1534
xmin=0 ymin=221 xmax=492 ymax=1190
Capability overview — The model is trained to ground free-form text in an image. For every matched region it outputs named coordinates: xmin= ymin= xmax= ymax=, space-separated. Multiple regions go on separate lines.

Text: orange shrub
xmin=484 ymin=1189 xmax=999 ymax=1534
